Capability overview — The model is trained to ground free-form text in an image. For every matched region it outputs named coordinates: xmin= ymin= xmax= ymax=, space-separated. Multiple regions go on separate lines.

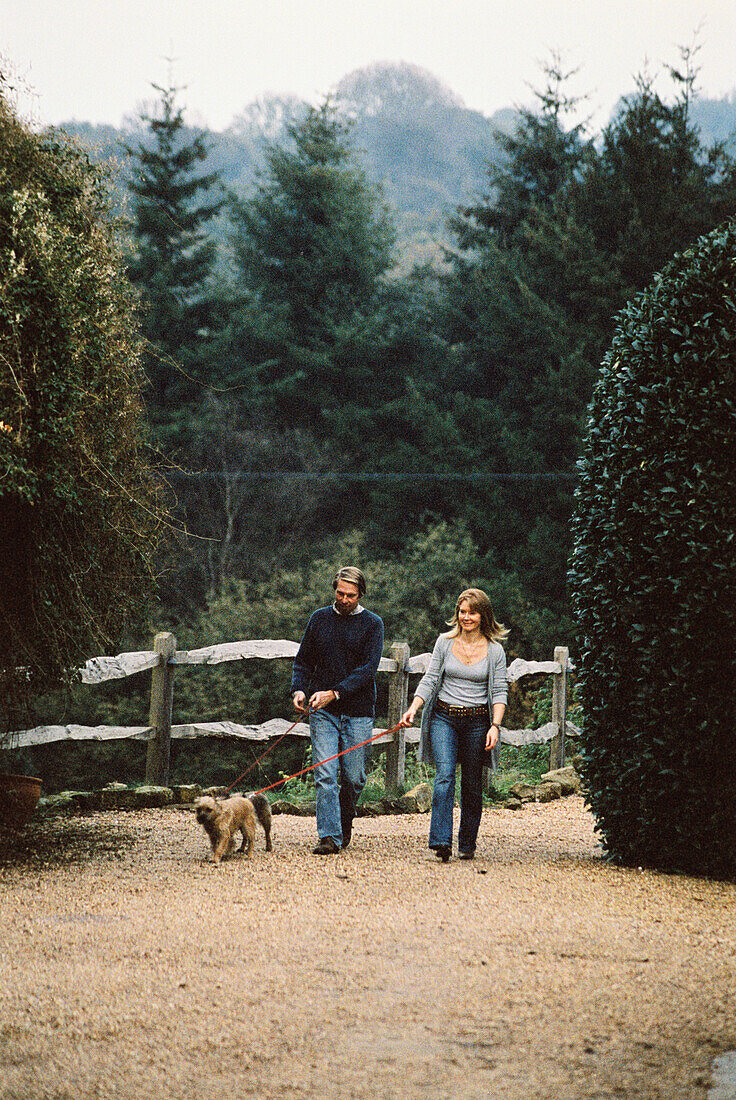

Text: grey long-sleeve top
xmin=415 ymin=635 xmax=508 ymax=768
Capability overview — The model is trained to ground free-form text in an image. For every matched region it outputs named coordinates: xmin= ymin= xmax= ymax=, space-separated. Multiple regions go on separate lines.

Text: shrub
xmin=569 ymin=220 xmax=736 ymax=876
xmin=0 ymin=89 xmax=160 ymax=727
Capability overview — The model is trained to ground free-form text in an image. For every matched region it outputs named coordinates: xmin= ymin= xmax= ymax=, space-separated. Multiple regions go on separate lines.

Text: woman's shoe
xmin=434 ymin=846 xmax=451 ymax=863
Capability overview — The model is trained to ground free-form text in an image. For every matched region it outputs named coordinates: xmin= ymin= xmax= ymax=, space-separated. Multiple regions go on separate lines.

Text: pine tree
xmin=450 ymin=55 xmax=592 ymax=253
xmin=441 ymin=53 xmax=736 ymax=618
xmin=125 ymin=81 xmax=223 ymax=420
xmin=228 ymin=99 xmax=396 ymax=423
xmin=572 ymin=55 xmax=736 ymax=304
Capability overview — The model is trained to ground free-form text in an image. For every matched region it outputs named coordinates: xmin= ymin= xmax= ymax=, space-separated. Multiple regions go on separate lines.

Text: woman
xmin=400 ymin=588 xmax=508 ymax=862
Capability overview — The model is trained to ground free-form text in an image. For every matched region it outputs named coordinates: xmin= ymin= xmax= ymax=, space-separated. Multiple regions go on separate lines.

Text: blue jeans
xmin=428 ymin=710 xmax=488 ymax=854
xmin=309 ymin=711 xmax=371 ymax=846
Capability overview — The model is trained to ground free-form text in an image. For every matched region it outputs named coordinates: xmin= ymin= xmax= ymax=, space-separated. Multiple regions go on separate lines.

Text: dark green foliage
xmin=6 ymin=740 xmax=148 ymax=794
xmin=7 ymin=734 xmax=308 ymax=795
xmin=124 ymin=82 xmax=224 ymax=419
xmin=228 ymin=99 xmax=396 ymax=424
xmin=232 ymin=100 xmax=394 ymax=318
xmin=442 ymin=62 xmax=597 ymax=616
xmin=0 ymin=89 xmax=160 ymax=728
xmin=444 ymin=55 xmax=736 ymax=630
xmin=570 ymin=70 xmax=736 ymax=309
xmin=166 ymin=102 xmax=423 ymax=601
xmin=451 ymin=55 xmax=592 ymax=252
xmin=569 ymin=220 xmax=736 ymax=876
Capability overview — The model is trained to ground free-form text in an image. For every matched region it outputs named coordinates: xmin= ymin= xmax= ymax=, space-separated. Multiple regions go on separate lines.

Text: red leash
xmin=224 ymin=710 xmax=311 ymax=794
xmin=241 ymin=719 xmax=405 ymax=799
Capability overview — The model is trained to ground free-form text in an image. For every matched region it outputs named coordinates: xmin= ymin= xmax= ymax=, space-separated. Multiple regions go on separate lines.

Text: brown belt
xmin=435 ymin=699 xmax=488 ymax=719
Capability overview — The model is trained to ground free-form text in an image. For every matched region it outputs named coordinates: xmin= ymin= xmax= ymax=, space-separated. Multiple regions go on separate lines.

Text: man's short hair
xmin=332 ymin=566 xmax=366 ymax=597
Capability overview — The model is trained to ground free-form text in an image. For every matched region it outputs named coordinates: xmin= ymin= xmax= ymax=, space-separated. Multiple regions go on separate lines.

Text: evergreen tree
xmin=125 ymin=81 xmax=224 ymax=422
xmin=450 ymin=56 xmax=592 ymax=252
xmin=437 ymin=62 xmax=588 ymax=609
xmin=228 ymin=99 xmax=396 ymax=424
xmin=160 ymin=100 xmax=407 ymax=598
xmin=445 ymin=57 xmax=593 ymax=409
xmin=571 ymin=57 xmax=736 ymax=310
xmin=441 ymin=53 xmax=736 ymax=620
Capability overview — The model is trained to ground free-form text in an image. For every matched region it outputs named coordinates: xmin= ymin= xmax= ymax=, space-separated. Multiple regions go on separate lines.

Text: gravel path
xmin=1 ymin=797 xmax=735 ymax=1099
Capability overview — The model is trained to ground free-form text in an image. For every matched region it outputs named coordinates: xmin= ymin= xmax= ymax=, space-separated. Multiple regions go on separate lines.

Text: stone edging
xmin=503 ymin=764 xmax=584 ymax=810
xmin=36 ymin=765 xmax=584 ymax=819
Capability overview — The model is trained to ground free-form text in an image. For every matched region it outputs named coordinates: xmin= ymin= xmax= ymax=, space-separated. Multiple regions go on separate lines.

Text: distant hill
xmin=56 ymin=61 xmax=736 ymax=272
xmin=56 ymin=62 xmax=513 ymax=270
xmin=690 ymin=93 xmax=736 ymax=150
xmin=335 ymin=62 xmax=514 ymax=214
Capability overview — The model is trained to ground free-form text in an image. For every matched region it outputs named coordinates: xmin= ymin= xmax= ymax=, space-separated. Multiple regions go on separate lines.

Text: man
xmin=292 ymin=566 xmax=384 ymax=854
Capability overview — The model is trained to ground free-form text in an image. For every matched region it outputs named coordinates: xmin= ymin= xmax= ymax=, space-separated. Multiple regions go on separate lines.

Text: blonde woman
xmin=400 ymin=589 xmax=508 ymax=862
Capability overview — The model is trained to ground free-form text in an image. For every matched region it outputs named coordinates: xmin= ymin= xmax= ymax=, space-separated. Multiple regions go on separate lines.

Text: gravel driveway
xmin=1 ymin=797 xmax=735 ymax=1099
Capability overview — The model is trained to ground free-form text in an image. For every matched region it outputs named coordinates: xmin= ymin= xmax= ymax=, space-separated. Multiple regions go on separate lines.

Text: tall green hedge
xmin=569 ymin=220 xmax=736 ymax=876
xmin=0 ymin=89 xmax=160 ymax=727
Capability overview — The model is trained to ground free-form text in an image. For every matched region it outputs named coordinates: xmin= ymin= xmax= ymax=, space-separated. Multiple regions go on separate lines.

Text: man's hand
xmin=309 ymin=689 xmax=336 ymax=711
xmin=293 ymin=691 xmax=308 ymax=714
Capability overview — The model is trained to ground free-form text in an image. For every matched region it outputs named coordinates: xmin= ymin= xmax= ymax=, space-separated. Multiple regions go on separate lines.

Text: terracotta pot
xmin=0 ymin=774 xmax=43 ymax=829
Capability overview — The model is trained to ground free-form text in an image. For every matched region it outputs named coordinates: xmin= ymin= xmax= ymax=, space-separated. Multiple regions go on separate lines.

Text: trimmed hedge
xmin=569 ymin=220 xmax=736 ymax=876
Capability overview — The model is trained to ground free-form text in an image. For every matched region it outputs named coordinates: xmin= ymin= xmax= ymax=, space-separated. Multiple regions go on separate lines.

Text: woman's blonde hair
xmin=445 ymin=588 xmax=509 ymax=643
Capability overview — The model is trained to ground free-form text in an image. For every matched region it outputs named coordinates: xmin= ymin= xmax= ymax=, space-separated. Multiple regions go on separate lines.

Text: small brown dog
xmin=195 ymin=792 xmax=272 ymax=865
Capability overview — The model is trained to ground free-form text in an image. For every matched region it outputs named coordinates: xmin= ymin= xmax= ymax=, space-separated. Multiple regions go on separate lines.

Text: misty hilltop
xmin=58 ymin=62 xmax=514 ymax=266
xmin=58 ymin=59 xmax=736 ymax=268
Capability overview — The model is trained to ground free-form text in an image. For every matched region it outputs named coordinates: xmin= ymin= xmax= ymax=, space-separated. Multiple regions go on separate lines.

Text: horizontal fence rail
xmin=10 ymin=635 xmax=576 ymax=791
xmin=78 ymin=645 xmax=562 ymax=684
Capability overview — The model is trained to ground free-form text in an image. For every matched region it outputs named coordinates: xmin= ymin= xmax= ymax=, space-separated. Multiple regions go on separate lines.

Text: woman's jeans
xmin=309 ymin=710 xmax=371 ymax=845
xmin=429 ymin=710 xmax=488 ymax=854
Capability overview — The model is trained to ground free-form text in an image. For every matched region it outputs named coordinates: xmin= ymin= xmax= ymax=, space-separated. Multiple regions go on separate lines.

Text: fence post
xmin=549 ymin=645 xmax=568 ymax=771
xmin=145 ymin=631 xmax=176 ymax=786
xmin=385 ymin=640 xmax=410 ymax=794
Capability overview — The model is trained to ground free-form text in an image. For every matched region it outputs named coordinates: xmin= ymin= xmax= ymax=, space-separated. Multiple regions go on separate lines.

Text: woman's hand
xmin=485 ymin=723 xmax=500 ymax=750
xmin=399 ymin=708 xmax=416 ymax=727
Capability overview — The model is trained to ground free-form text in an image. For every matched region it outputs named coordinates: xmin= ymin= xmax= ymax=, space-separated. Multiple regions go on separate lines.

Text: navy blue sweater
xmin=291 ymin=606 xmax=385 ymax=717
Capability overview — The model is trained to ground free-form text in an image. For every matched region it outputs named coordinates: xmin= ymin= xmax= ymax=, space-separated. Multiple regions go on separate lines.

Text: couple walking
xmin=291 ymin=566 xmax=507 ymax=861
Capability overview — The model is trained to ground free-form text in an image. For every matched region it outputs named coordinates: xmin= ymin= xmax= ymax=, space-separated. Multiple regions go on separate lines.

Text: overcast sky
xmin=2 ymin=0 xmax=734 ymax=132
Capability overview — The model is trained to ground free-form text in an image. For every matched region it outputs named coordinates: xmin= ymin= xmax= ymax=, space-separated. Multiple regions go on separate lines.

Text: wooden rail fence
xmin=10 ymin=636 xmax=577 ymax=792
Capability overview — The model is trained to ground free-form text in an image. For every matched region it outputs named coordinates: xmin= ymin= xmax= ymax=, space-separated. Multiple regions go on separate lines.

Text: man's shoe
xmin=433 ymin=846 xmax=451 ymax=863
xmin=458 ymin=851 xmax=475 ymax=860
xmin=341 ymin=817 xmax=353 ymax=849
xmin=313 ymin=837 xmax=339 ymax=855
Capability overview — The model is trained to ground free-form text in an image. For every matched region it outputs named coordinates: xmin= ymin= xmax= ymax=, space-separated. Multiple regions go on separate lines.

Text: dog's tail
xmin=248 ymin=792 xmax=273 ymax=851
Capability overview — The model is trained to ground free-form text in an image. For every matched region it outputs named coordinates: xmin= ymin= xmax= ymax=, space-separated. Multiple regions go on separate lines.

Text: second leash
xmin=247 ymin=719 xmax=405 ymax=800
xmin=224 ymin=709 xmax=312 ymax=794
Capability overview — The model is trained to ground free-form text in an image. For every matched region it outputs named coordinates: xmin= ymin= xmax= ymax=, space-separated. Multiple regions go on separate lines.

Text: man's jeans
xmin=309 ymin=711 xmax=371 ymax=846
xmin=428 ymin=710 xmax=488 ymax=854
